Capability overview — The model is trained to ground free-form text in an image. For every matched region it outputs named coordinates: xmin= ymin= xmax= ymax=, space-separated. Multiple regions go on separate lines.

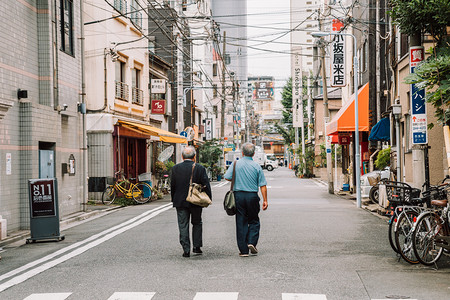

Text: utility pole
xmin=220 ymin=31 xmax=226 ymax=139
xmin=176 ymin=34 xmax=184 ymax=163
xmin=318 ymin=13 xmax=333 ymax=194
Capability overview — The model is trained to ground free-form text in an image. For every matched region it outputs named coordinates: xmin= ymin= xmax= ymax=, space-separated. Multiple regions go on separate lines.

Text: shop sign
xmin=291 ymin=47 xmax=303 ymax=128
xmin=339 ymin=135 xmax=351 ymax=145
xmin=151 ymin=79 xmax=166 ymax=94
xmin=330 ymin=35 xmax=346 ymax=87
xmin=205 ymin=118 xmax=212 ymax=141
xmin=151 ymin=100 xmax=166 ymax=114
xmin=410 ymin=46 xmax=427 ymax=144
xmin=29 ymin=179 xmax=56 ymax=217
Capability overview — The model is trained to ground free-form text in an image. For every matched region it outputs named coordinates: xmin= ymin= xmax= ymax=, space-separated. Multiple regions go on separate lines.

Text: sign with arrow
xmin=410 ymin=46 xmax=427 ymax=144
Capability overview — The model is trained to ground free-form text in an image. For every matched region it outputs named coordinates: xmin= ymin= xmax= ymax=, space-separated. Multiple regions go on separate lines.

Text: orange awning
xmin=117 ymin=120 xmax=187 ymax=144
xmin=326 ymin=83 xmax=369 ymax=136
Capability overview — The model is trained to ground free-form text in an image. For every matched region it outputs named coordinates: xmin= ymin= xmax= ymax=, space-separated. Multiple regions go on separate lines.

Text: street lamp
xmin=311 ymin=31 xmax=361 ymax=208
xmin=392 ymin=103 xmax=402 ymax=182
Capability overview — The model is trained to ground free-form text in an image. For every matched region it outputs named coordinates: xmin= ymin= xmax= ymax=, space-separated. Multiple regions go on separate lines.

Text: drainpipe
xmin=86 ymin=48 xmax=108 ymax=113
xmin=80 ymin=0 xmax=88 ymax=211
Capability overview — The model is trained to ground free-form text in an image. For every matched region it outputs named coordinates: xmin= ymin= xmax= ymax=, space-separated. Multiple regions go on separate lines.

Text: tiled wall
xmin=0 ymin=0 xmax=84 ymax=233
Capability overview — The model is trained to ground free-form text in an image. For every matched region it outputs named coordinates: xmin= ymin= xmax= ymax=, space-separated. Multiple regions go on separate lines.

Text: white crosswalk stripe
xmin=23 ymin=293 xmax=72 ymax=300
xmin=21 ymin=292 xmax=420 ymax=300
xmin=282 ymin=294 xmax=327 ymax=300
xmin=107 ymin=292 xmax=156 ymax=300
xmin=193 ymin=292 xmax=239 ymax=300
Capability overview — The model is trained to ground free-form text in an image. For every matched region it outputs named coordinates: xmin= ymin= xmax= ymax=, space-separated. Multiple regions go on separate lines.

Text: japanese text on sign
xmin=409 ymin=46 xmax=427 ymax=145
xmin=151 ymin=79 xmax=166 ymax=94
xmin=331 ymin=35 xmax=346 ymax=87
xmin=30 ymin=179 xmax=56 ymax=217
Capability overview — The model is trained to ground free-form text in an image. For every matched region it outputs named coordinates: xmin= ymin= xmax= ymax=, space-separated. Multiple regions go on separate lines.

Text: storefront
xmin=326 ymin=83 xmax=370 ymax=191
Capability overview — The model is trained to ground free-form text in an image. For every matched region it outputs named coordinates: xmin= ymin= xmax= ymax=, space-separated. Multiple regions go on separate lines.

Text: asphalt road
xmin=0 ymin=167 xmax=449 ymax=300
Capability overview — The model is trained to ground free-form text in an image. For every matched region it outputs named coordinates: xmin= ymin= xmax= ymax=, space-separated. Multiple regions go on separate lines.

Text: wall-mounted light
xmin=18 ymin=89 xmax=28 ymax=100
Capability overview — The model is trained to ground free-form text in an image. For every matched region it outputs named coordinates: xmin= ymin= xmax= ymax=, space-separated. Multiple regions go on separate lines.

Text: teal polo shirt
xmin=224 ymin=156 xmax=267 ymax=192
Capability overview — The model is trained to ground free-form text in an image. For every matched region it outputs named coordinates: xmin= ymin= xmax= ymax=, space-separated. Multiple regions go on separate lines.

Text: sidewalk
xmin=311 ymin=177 xmax=389 ymax=219
xmin=0 ymin=194 xmax=172 ymax=249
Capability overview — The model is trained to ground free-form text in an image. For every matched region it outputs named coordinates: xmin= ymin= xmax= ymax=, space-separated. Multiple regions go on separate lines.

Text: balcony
xmin=130 ymin=5 xmax=142 ymax=29
xmin=113 ymin=0 xmax=127 ymax=15
xmin=132 ymin=87 xmax=143 ymax=105
xmin=115 ymin=81 xmax=129 ymax=101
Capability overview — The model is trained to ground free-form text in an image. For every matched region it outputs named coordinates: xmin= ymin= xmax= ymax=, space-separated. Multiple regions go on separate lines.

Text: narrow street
xmin=0 ymin=167 xmax=449 ymax=300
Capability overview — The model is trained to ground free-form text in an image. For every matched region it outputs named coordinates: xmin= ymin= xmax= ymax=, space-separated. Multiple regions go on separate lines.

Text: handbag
xmin=186 ymin=163 xmax=212 ymax=207
xmin=223 ymin=161 xmax=237 ymax=216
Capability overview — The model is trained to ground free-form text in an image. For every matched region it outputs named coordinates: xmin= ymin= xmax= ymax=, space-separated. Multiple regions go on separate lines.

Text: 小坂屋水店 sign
xmin=330 ymin=34 xmax=346 ymax=87
xmin=151 ymin=79 xmax=166 ymax=94
xmin=410 ymin=46 xmax=427 ymax=144
xmin=151 ymin=99 xmax=166 ymax=114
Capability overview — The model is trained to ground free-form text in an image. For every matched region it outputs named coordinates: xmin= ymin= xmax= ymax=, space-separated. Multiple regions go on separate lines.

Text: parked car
xmin=360 ymin=167 xmax=391 ymax=200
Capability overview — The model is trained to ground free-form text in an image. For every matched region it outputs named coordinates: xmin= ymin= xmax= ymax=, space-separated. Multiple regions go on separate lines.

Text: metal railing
xmin=115 ymin=81 xmax=129 ymax=101
xmin=113 ymin=0 xmax=127 ymax=15
xmin=132 ymin=87 xmax=143 ymax=105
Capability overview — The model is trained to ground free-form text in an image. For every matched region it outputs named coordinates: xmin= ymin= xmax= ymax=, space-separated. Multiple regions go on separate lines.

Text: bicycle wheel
xmin=412 ymin=212 xmax=444 ymax=266
xmin=102 ymin=186 xmax=116 ymax=205
xmin=132 ymin=182 xmax=151 ymax=204
xmin=388 ymin=216 xmax=399 ymax=253
xmin=394 ymin=210 xmax=420 ymax=264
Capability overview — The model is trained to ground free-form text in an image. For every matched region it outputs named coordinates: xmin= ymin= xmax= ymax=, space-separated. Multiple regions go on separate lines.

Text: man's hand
xmin=262 ymin=200 xmax=268 ymax=210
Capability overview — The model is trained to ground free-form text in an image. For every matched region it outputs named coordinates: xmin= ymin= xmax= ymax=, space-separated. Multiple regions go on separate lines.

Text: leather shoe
xmin=182 ymin=252 xmax=190 ymax=257
xmin=193 ymin=247 xmax=203 ymax=255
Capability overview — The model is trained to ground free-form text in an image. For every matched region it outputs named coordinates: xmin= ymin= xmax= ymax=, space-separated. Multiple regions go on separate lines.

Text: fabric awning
xmin=369 ymin=117 xmax=390 ymax=141
xmin=117 ymin=120 xmax=187 ymax=144
xmin=326 ymin=83 xmax=369 ymax=135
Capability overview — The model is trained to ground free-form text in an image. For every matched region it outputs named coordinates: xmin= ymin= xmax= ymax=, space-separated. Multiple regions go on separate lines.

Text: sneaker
xmin=193 ymin=247 xmax=203 ymax=255
xmin=182 ymin=252 xmax=190 ymax=258
xmin=248 ymin=244 xmax=258 ymax=255
xmin=239 ymin=253 xmax=249 ymax=257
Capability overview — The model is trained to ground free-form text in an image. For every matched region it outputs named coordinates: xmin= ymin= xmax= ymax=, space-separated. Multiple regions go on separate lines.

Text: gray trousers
xmin=176 ymin=206 xmax=203 ymax=253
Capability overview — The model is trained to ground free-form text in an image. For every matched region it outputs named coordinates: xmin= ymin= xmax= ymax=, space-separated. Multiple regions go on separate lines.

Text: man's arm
xmin=260 ymin=185 xmax=268 ymax=210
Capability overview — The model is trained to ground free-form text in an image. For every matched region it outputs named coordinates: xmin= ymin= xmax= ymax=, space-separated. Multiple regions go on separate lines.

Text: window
xmin=115 ymin=61 xmax=126 ymax=82
xmin=60 ymin=0 xmax=73 ymax=55
xmin=213 ymin=63 xmax=218 ymax=76
xmin=132 ymin=68 xmax=143 ymax=104
xmin=213 ymin=84 xmax=218 ymax=97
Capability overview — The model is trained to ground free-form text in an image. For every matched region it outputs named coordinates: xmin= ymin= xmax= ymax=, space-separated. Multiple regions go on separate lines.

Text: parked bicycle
xmin=156 ymin=173 xmax=170 ymax=195
xmin=412 ymin=184 xmax=450 ymax=266
xmin=102 ymin=171 xmax=152 ymax=205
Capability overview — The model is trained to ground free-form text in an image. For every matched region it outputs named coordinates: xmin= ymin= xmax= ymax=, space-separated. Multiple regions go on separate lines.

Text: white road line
xmin=0 ymin=205 xmax=173 ymax=293
xmin=23 ymin=293 xmax=72 ymax=300
xmin=0 ymin=203 xmax=172 ymax=284
xmin=312 ymin=180 xmax=327 ymax=187
xmin=107 ymin=292 xmax=156 ymax=300
xmin=213 ymin=181 xmax=229 ymax=188
xmin=282 ymin=294 xmax=327 ymax=300
xmin=193 ymin=292 xmax=239 ymax=300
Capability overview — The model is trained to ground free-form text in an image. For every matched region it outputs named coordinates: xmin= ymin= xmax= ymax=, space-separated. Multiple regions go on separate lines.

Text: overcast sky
xmin=247 ymin=0 xmax=291 ymax=98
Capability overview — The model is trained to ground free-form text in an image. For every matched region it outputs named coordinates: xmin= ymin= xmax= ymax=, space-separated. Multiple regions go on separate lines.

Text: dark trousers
xmin=176 ymin=206 xmax=203 ymax=253
xmin=234 ymin=191 xmax=261 ymax=254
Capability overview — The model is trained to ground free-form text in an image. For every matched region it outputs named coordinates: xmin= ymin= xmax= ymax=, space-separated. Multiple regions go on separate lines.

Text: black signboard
xmin=29 ymin=179 xmax=56 ymax=217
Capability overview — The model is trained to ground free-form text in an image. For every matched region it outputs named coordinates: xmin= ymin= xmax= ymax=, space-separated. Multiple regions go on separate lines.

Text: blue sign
xmin=326 ymin=148 xmax=331 ymax=154
xmin=180 ymin=131 xmax=187 ymax=137
xmin=410 ymin=46 xmax=427 ymax=145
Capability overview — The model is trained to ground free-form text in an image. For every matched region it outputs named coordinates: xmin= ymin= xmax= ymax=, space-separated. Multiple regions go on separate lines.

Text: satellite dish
xmin=184 ymin=127 xmax=195 ymax=141
xmin=158 ymin=145 xmax=174 ymax=162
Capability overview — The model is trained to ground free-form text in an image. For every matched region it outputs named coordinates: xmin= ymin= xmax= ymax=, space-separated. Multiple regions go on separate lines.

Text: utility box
xmin=27 ymin=178 xmax=64 ymax=243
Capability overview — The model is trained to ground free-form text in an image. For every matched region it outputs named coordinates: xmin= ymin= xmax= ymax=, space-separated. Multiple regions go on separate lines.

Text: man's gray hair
xmin=182 ymin=146 xmax=196 ymax=159
xmin=242 ymin=142 xmax=255 ymax=157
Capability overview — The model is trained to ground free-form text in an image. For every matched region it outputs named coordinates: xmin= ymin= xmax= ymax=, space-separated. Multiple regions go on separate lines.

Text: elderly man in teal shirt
xmin=224 ymin=142 xmax=268 ymax=257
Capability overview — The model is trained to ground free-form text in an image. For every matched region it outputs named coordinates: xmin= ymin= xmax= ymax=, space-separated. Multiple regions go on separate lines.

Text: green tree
xmin=198 ymin=139 xmax=223 ymax=170
xmin=390 ymin=0 xmax=450 ymax=126
xmin=281 ymin=78 xmax=293 ymax=124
